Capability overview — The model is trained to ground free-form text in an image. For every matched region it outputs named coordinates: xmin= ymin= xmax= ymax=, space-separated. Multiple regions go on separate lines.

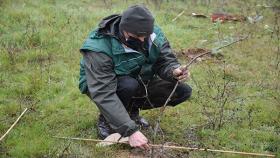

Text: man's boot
xmin=97 ymin=114 xmax=113 ymax=139
xmin=130 ymin=107 xmax=150 ymax=128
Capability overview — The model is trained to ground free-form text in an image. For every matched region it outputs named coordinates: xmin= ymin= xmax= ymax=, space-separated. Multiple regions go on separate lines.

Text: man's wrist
xmin=122 ymin=122 xmax=139 ymax=137
xmin=129 ymin=130 xmax=139 ymax=137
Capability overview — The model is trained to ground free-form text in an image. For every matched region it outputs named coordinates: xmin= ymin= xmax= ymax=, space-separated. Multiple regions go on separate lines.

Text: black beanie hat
xmin=119 ymin=5 xmax=154 ymax=37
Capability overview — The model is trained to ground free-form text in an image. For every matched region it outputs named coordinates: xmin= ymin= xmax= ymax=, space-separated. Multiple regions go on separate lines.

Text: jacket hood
xmin=97 ymin=14 xmax=121 ymax=37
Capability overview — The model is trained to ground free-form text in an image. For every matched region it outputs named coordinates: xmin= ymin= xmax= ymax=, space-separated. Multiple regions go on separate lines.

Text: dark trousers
xmin=116 ymin=75 xmax=192 ymax=113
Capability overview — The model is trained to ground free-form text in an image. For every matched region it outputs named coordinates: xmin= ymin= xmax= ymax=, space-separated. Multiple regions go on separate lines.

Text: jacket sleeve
xmin=152 ymin=37 xmax=181 ymax=82
xmin=83 ymin=51 xmax=138 ymax=137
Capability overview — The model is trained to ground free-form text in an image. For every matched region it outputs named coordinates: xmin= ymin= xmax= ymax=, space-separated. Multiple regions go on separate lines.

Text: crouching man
xmin=78 ymin=5 xmax=192 ymax=149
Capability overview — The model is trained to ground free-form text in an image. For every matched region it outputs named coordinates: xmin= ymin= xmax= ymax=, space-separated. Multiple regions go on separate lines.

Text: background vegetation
xmin=0 ymin=0 xmax=279 ymax=157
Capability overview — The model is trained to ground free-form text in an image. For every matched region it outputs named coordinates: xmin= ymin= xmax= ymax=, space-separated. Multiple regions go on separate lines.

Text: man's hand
xmin=173 ymin=65 xmax=190 ymax=82
xmin=129 ymin=131 xmax=149 ymax=150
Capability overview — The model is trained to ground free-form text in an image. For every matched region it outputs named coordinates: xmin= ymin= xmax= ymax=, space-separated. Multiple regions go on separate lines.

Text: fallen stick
xmin=53 ymin=136 xmax=276 ymax=157
xmin=0 ymin=108 xmax=28 ymax=142
xmin=172 ymin=10 xmax=185 ymax=22
xmin=54 ymin=136 xmax=128 ymax=145
xmin=150 ymin=144 xmax=275 ymax=157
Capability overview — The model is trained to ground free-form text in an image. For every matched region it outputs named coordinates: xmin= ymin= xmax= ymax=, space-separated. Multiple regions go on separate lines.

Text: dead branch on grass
xmin=53 ymin=136 xmax=276 ymax=157
xmin=172 ymin=10 xmax=185 ymax=22
xmin=0 ymin=108 xmax=28 ymax=142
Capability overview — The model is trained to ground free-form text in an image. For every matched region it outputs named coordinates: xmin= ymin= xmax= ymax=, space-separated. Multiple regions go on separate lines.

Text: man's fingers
xmin=138 ymin=145 xmax=145 ymax=150
xmin=174 ymin=66 xmax=187 ymax=76
xmin=177 ymin=71 xmax=191 ymax=81
xmin=135 ymin=142 xmax=149 ymax=150
xmin=137 ymin=143 xmax=149 ymax=150
xmin=135 ymin=139 xmax=149 ymax=150
xmin=142 ymin=143 xmax=150 ymax=150
xmin=129 ymin=131 xmax=149 ymax=149
xmin=180 ymin=65 xmax=187 ymax=71
xmin=177 ymin=73 xmax=189 ymax=81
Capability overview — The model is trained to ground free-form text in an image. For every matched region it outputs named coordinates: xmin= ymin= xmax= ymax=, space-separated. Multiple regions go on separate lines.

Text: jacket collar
xmin=97 ymin=14 xmax=121 ymax=38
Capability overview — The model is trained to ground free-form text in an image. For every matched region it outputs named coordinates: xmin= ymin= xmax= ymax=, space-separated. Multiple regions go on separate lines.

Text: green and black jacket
xmin=79 ymin=14 xmax=180 ymax=137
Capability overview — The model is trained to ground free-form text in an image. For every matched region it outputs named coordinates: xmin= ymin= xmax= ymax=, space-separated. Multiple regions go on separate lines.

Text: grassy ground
xmin=0 ymin=0 xmax=280 ymax=157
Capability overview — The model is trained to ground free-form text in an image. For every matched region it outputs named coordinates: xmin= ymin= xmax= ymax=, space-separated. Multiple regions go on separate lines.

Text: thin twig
xmin=184 ymin=51 xmax=212 ymax=68
xmin=0 ymin=108 xmax=28 ymax=142
xmin=153 ymin=82 xmax=178 ymax=138
xmin=215 ymin=35 xmax=249 ymax=51
xmin=53 ymin=136 xmax=276 ymax=157
xmin=172 ymin=10 xmax=185 ymax=22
